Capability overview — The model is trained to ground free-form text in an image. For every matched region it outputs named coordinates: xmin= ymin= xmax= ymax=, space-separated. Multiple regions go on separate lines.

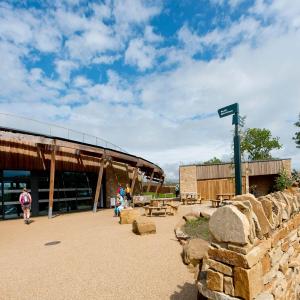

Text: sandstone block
xmin=255 ymin=292 xmax=274 ymax=300
xmin=207 ymin=269 xmax=223 ymax=292
xmin=208 ymin=239 xmax=270 ymax=269
xmin=270 ymin=246 xmax=283 ymax=267
xmin=223 ymin=276 xmax=234 ymax=296
xmin=197 ymin=279 xmax=240 ymax=300
xmin=208 ymin=247 xmax=249 ymax=268
xmin=132 ymin=217 xmax=156 ymax=235
xmin=281 ymin=241 xmax=289 ymax=252
xmin=209 ymin=205 xmax=251 ymax=245
xmin=206 ymin=258 xmax=233 ymax=276
xmin=234 ymin=262 xmax=263 ymax=300
xmin=242 ymin=194 xmax=273 ymax=235
xmin=183 ymin=238 xmax=210 ymax=266
xmin=271 ymin=226 xmax=289 ymax=247
xmin=261 ymin=253 xmax=271 ymax=275
xmin=258 ymin=197 xmax=274 ymax=225
xmin=228 ymin=243 xmax=253 ymax=255
xmin=119 ymin=208 xmax=140 ymax=224
xmin=287 ymin=231 xmax=298 ymax=242
xmin=232 ymin=201 xmax=258 ymax=242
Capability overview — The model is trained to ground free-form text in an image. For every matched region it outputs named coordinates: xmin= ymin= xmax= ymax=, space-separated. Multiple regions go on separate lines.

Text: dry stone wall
xmin=197 ymin=189 xmax=300 ymax=300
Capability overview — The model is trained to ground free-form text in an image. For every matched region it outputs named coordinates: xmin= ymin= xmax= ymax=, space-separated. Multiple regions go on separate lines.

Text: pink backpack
xmin=21 ymin=193 xmax=30 ymax=205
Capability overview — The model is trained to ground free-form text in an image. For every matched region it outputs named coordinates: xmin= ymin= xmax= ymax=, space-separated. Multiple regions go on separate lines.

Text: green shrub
xmin=274 ymin=169 xmax=293 ymax=191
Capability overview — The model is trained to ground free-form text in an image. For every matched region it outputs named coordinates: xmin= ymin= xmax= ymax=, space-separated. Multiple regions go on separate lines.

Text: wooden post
xmin=130 ymin=168 xmax=138 ymax=196
xmin=147 ymin=170 xmax=154 ymax=193
xmin=155 ymin=177 xmax=164 ymax=195
xmin=48 ymin=142 xmax=56 ymax=219
xmin=93 ymin=159 xmax=105 ymax=212
xmin=245 ymin=162 xmax=249 ymax=194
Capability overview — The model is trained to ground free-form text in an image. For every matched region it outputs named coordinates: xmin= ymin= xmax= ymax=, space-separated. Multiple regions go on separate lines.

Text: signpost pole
xmin=218 ymin=103 xmax=243 ymax=195
xmin=233 ymin=113 xmax=242 ymax=195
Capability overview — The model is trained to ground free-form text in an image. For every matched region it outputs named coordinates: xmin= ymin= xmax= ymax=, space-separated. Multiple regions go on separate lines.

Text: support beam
xmin=48 ymin=142 xmax=56 ymax=218
xmin=146 ymin=170 xmax=155 ymax=193
xmin=130 ymin=168 xmax=138 ymax=196
xmin=93 ymin=159 xmax=105 ymax=212
xmin=36 ymin=144 xmax=46 ymax=170
xmin=155 ymin=177 xmax=164 ymax=195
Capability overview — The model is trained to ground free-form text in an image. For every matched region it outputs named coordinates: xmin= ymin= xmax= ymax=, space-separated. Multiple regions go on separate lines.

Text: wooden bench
xmin=144 ymin=205 xmax=168 ymax=217
xmin=167 ymin=203 xmax=180 ymax=215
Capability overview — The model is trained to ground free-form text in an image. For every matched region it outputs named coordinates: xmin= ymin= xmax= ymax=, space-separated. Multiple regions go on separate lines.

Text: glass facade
xmin=1 ymin=170 xmax=31 ymax=219
xmin=0 ymin=170 xmax=104 ymax=220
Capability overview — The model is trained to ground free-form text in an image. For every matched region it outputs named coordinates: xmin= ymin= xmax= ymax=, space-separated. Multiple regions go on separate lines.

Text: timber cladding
xmin=196 ymin=159 xmax=291 ymax=180
xmin=197 ymin=177 xmax=246 ymax=200
xmin=180 ymin=159 xmax=291 ymax=200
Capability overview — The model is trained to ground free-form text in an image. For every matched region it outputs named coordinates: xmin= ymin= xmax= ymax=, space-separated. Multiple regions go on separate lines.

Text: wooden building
xmin=179 ymin=159 xmax=291 ymax=200
xmin=0 ymin=128 xmax=164 ymax=220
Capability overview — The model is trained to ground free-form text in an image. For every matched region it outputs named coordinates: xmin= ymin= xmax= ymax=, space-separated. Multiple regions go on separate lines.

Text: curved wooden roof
xmin=0 ymin=127 xmax=164 ymax=182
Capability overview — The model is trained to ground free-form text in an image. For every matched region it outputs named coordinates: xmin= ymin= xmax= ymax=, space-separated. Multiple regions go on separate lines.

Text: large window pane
xmin=3 ymin=170 xmax=31 ymax=219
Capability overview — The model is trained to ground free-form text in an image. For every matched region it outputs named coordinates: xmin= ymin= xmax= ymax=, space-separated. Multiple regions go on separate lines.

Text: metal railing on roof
xmin=0 ymin=112 xmax=127 ymax=153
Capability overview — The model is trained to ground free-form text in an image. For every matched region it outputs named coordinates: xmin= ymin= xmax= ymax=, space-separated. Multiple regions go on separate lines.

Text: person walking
xmin=19 ymin=188 xmax=32 ymax=224
xmin=175 ymin=184 xmax=180 ymax=198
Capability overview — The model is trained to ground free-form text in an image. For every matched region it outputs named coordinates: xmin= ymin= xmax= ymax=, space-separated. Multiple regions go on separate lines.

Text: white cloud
xmin=125 ymin=38 xmax=156 ymax=70
xmin=144 ymin=25 xmax=163 ymax=43
xmin=55 ymin=60 xmax=78 ymax=82
xmin=210 ymin=0 xmax=245 ymax=8
xmin=113 ymin=0 xmax=161 ymax=25
xmin=1 ymin=0 xmax=300 ymax=181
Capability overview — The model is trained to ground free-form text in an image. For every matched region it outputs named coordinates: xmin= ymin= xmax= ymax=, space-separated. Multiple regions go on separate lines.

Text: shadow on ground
xmin=169 ymin=282 xmax=198 ymax=300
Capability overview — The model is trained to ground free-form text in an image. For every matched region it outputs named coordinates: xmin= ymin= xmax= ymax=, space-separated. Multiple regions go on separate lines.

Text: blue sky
xmin=0 ymin=0 xmax=300 ymax=179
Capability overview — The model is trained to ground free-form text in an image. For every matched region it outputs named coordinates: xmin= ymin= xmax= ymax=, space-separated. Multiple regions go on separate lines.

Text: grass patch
xmin=182 ymin=217 xmax=210 ymax=241
xmin=142 ymin=192 xmax=176 ymax=198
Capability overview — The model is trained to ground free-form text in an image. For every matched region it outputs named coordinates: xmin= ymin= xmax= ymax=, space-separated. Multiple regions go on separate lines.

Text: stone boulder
xmin=132 ymin=217 xmax=156 ymax=235
xmin=258 ymin=197 xmax=274 ymax=225
xmin=120 ymin=208 xmax=140 ymax=224
xmin=182 ymin=238 xmax=210 ymax=266
xmin=209 ymin=205 xmax=251 ymax=245
xmin=232 ymin=201 xmax=259 ymax=242
xmin=234 ymin=193 xmax=273 ymax=236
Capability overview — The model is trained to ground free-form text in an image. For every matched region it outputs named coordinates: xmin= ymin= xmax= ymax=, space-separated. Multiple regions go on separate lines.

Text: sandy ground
xmin=0 ymin=206 xmax=198 ymax=300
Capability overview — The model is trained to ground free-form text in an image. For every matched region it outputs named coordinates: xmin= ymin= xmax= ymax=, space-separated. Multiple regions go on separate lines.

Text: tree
xmin=240 ymin=128 xmax=282 ymax=160
xmin=293 ymin=113 xmax=300 ymax=148
xmin=203 ymin=157 xmax=222 ymax=165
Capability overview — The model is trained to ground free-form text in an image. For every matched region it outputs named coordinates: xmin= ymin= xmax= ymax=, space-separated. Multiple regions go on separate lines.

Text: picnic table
xmin=216 ymin=193 xmax=235 ymax=201
xmin=210 ymin=193 xmax=235 ymax=208
xmin=145 ymin=198 xmax=181 ymax=216
xmin=144 ymin=205 xmax=168 ymax=217
xmin=181 ymin=192 xmax=203 ymax=205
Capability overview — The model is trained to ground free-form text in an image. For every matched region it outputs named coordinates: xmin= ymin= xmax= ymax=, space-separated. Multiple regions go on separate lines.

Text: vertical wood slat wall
xmin=197 ymin=177 xmax=246 ymax=200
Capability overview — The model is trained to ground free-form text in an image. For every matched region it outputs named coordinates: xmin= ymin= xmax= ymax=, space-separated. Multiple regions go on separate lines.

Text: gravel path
xmin=0 ymin=206 xmax=198 ymax=300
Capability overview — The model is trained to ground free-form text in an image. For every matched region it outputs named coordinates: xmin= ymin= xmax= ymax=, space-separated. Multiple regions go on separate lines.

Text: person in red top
xmin=19 ymin=188 xmax=32 ymax=224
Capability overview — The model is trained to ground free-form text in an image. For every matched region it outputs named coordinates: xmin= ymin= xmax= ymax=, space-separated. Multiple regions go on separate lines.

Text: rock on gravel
xmin=132 ymin=217 xmax=156 ymax=235
xmin=183 ymin=238 xmax=210 ymax=266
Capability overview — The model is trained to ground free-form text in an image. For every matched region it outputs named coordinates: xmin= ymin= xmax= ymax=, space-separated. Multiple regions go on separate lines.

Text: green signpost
xmin=218 ymin=103 xmax=242 ymax=195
